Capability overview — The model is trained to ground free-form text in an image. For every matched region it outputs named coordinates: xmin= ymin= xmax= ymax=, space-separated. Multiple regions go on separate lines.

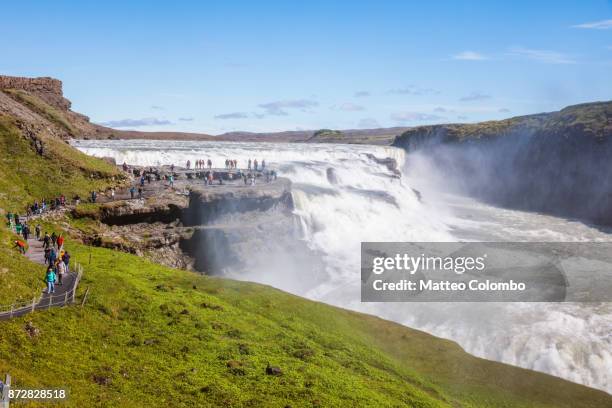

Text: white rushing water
xmin=73 ymin=139 xmax=612 ymax=393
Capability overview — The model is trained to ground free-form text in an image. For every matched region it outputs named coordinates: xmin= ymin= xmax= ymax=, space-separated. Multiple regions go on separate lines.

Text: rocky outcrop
xmin=72 ymin=178 xmax=296 ymax=273
xmin=393 ymin=101 xmax=612 ymax=226
xmin=0 ymin=75 xmax=71 ymax=110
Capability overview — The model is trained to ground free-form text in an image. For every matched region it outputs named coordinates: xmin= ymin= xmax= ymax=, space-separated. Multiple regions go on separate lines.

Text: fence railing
xmin=0 ymin=261 xmax=84 ymax=320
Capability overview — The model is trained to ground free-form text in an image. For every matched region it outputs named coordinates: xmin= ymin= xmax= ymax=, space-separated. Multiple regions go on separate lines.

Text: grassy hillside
xmin=0 ymin=115 xmax=121 ymax=213
xmin=393 ymin=101 xmax=612 ymax=146
xmin=0 ymin=238 xmax=610 ymax=407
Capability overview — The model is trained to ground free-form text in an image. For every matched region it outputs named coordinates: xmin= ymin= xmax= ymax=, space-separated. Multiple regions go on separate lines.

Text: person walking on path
xmin=48 ymin=247 xmax=57 ymax=267
xmin=130 ymin=186 xmax=136 ymax=199
xmin=51 ymin=232 xmax=57 ymax=249
xmin=35 ymin=224 xmax=41 ymax=240
xmin=43 ymin=232 xmax=51 ymax=250
xmin=56 ymin=259 xmax=66 ymax=285
xmin=248 ymin=159 xmax=252 ymax=170
xmin=169 ymin=175 xmax=174 ymax=188
xmin=57 ymin=234 xmax=65 ymax=251
xmin=254 ymin=159 xmax=258 ymax=171
xmin=62 ymin=251 xmax=71 ymax=274
xmin=22 ymin=223 xmax=30 ymax=240
xmin=45 ymin=266 xmax=56 ymax=294
xmin=207 ymin=159 xmax=212 ymax=169
xmin=138 ymin=186 xmax=143 ymax=199
xmin=91 ymin=191 xmax=97 ymax=203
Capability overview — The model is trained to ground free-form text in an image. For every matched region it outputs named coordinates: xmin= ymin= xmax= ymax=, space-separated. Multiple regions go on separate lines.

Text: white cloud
xmin=388 ymin=85 xmax=439 ymax=95
xmin=258 ymin=99 xmax=319 ymax=116
xmin=390 ymin=112 xmax=444 ymax=122
xmin=452 ymin=51 xmax=487 ymax=60
xmin=98 ymin=117 xmax=173 ymax=128
xmin=332 ymin=102 xmax=365 ymax=112
xmin=459 ymin=92 xmax=491 ymax=102
xmin=214 ymin=112 xmax=249 ymax=120
xmin=508 ymin=47 xmax=575 ymax=64
xmin=572 ymin=19 xmax=612 ymax=30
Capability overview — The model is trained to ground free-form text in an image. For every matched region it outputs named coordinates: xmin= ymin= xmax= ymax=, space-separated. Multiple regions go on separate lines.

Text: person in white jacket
xmin=56 ymin=259 xmax=66 ymax=286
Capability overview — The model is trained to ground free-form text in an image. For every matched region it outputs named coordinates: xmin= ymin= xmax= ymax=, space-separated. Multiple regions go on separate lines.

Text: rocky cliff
xmin=0 ymin=75 xmax=70 ymax=109
xmin=393 ymin=101 xmax=612 ymax=226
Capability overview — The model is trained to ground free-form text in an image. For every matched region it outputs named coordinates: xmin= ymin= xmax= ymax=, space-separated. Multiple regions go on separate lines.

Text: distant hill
xmin=216 ymin=127 xmax=410 ymax=144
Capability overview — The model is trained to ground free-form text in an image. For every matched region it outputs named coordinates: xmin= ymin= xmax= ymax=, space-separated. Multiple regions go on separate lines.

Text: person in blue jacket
xmin=45 ymin=266 xmax=56 ymax=294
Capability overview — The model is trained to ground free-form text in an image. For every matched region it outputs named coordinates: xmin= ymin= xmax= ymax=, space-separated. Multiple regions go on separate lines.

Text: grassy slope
xmin=0 ymin=240 xmax=610 ymax=408
xmin=0 ymin=115 xmax=119 ymax=214
xmin=0 ymin=96 xmax=120 ymax=302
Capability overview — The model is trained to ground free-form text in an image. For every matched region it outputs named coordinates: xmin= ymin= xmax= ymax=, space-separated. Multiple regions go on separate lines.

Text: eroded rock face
xmin=73 ymin=178 xmax=298 ymax=274
xmin=0 ymin=75 xmax=71 ymax=110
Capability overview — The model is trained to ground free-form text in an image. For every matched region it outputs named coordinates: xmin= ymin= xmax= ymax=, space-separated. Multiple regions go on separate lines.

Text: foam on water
xmin=73 ymin=139 xmax=612 ymax=393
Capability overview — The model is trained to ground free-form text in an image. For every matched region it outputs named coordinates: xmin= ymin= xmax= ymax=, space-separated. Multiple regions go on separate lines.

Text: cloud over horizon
xmin=258 ymin=99 xmax=319 ymax=116
xmin=388 ymin=85 xmax=439 ymax=96
xmin=332 ymin=102 xmax=366 ymax=111
xmin=460 ymin=92 xmax=492 ymax=101
xmin=98 ymin=117 xmax=173 ymax=128
xmin=214 ymin=112 xmax=249 ymax=120
xmin=390 ymin=112 xmax=444 ymax=122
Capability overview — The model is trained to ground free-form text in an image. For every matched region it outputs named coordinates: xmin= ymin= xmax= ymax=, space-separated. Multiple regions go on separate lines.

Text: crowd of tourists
xmin=42 ymin=231 xmax=71 ymax=294
xmin=7 ymin=211 xmax=71 ymax=295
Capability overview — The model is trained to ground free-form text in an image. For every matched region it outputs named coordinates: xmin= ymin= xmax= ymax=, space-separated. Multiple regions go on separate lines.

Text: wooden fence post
xmin=8 ymin=305 xmax=13 ymax=319
xmin=31 ymin=297 xmax=36 ymax=313
xmin=81 ymin=288 xmax=90 ymax=307
xmin=2 ymin=373 xmax=11 ymax=408
xmin=48 ymin=295 xmax=52 ymax=310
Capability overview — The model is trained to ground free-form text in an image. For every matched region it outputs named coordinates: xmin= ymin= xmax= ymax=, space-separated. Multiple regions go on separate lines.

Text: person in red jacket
xmin=13 ymin=240 xmax=26 ymax=254
xmin=57 ymin=234 xmax=65 ymax=250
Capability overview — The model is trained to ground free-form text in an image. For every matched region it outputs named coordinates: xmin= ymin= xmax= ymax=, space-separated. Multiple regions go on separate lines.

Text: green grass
xmin=0 ymin=226 xmax=42 ymax=304
xmin=0 ymin=115 xmax=121 ymax=213
xmin=0 ymin=234 xmax=610 ymax=407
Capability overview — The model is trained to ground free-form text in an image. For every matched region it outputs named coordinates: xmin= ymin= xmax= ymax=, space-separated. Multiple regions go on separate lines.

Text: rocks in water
xmin=326 ymin=167 xmax=339 ymax=185
xmin=265 ymin=363 xmax=283 ymax=376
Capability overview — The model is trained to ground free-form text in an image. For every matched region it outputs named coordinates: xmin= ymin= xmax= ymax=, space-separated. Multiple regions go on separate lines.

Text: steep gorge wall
xmin=393 ymin=101 xmax=612 ymax=226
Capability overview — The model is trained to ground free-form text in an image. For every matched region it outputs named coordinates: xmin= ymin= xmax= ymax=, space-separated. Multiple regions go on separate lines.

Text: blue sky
xmin=2 ymin=1 xmax=611 ymax=134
